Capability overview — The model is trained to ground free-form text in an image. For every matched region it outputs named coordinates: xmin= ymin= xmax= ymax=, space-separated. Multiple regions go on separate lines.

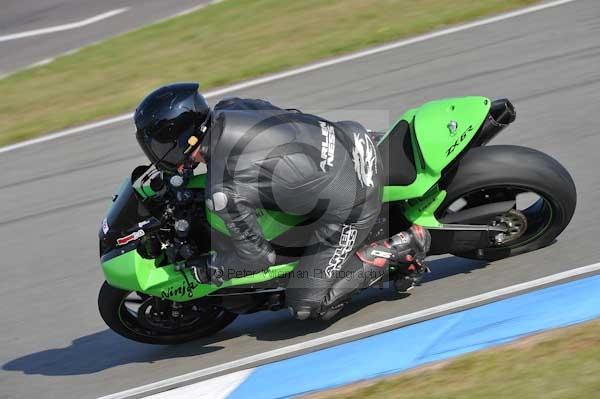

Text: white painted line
xmin=27 ymin=58 xmax=55 ymax=68
xmin=0 ymin=1 xmax=221 ymax=81
xmin=170 ymin=0 xmax=225 ymax=19
xmin=98 ymin=261 xmax=600 ymax=399
xmin=0 ymin=0 xmax=580 ymax=154
xmin=143 ymin=369 xmax=253 ymax=399
xmin=203 ymin=0 xmax=581 ymax=98
xmin=0 ymin=114 xmax=134 ymax=154
xmin=0 ymin=8 xmax=130 ymax=43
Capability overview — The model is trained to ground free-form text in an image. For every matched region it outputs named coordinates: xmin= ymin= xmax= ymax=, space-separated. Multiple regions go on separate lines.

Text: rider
xmin=134 ymin=83 xmax=431 ymax=320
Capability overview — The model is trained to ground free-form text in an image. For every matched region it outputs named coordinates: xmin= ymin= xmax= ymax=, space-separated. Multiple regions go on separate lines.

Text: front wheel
xmin=98 ymin=282 xmax=238 ymax=345
xmin=438 ymin=145 xmax=576 ymax=260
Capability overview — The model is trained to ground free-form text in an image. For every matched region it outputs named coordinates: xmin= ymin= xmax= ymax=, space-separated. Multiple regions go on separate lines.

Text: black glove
xmin=190 ymin=249 xmax=277 ymax=286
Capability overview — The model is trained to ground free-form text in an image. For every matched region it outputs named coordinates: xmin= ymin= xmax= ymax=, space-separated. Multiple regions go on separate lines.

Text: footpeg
xmin=394 ymin=265 xmax=430 ymax=293
xmin=289 ymin=307 xmax=312 ymax=320
xmin=319 ymin=303 xmax=345 ymax=321
xmin=394 ymin=276 xmax=415 ymax=293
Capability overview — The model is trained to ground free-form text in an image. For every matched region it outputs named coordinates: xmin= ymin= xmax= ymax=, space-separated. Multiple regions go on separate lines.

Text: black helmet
xmin=134 ymin=83 xmax=211 ymax=171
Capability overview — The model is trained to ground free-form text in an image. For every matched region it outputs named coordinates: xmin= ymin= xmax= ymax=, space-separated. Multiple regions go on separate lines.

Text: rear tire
xmin=440 ymin=145 xmax=576 ymax=260
xmin=98 ymin=282 xmax=237 ymax=345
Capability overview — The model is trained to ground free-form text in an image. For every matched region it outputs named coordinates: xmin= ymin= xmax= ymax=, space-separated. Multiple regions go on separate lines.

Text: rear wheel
xmin=439 ymin=145 xmax=576 ymax=260
xmin=98 ymin=282 xmax=237 ymax=345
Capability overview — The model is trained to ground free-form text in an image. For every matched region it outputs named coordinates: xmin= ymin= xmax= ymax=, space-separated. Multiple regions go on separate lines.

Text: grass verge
xmin=0 ymin=0 xmax=540 ymax=146
xmin=306 ymin=319 xmax=600 ymax=399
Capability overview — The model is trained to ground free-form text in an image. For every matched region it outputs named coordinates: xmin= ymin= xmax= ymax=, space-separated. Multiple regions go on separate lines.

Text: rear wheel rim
xmin=440 ymin=186 xmax=555 ymax=249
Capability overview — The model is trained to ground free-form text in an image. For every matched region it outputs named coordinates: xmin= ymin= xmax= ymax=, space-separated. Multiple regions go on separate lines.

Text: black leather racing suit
xmin=201 ymin=98 xmax=383 ymax=316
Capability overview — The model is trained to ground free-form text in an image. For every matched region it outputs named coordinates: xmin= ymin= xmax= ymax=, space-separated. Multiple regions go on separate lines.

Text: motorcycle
xmin=98 ymin=96 xmax=576 ymax=344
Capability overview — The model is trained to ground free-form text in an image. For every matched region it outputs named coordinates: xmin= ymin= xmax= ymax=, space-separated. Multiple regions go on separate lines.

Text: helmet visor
xmin=147 ymin=125 xmax=199 ymax=170
xmin=140 ymin=109 xmax=204 ymax=170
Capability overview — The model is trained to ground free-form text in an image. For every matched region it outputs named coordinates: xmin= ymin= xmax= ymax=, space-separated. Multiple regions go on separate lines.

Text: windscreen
xmin=99 ymin=179 xmax=151 ymax=255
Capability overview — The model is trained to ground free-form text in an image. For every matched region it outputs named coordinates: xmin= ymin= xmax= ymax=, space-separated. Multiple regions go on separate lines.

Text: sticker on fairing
xmin=102 ymin=218 xmax=109 ymax=234
xmin=117 ymin=229 xmax=145 ymax=246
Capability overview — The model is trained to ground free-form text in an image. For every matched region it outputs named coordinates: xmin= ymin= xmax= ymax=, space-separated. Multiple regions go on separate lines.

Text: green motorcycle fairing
xmin=101 ymin=249 xmax=297 ymax=301
xmin=102 ymin=96 xmax=491 ymax=301
xmin=383 ymin=97 xmax=490 ymax=201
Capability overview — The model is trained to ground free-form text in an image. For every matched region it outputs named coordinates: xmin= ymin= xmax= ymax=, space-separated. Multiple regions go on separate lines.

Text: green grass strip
xmin=0 ymin=0 xmax=539 ymax=146
xmin=308 ymin=319 xmax=600 ymax=399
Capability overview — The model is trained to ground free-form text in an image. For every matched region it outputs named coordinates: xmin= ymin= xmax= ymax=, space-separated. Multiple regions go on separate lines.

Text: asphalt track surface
xmin=1 ymin=0 xmax=600 ymax=398
xmin=0 ymin=0 xmax=211 ymax=75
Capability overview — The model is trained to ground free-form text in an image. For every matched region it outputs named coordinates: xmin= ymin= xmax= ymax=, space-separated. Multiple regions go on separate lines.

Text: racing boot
xmin=319 ymin=225 xmax=431 ymax=320
xmin=356 ymin=225 xmax=431 ymax=270
xmin=356 ymin=225 xmax=431 ymax=293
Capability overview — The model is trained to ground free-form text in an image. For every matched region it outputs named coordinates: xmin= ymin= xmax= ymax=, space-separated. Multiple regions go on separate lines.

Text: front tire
xmin=439 ymin=145 xmax=576 ymax=260
xmin=98 ymin=282 xmax=237 ymax=345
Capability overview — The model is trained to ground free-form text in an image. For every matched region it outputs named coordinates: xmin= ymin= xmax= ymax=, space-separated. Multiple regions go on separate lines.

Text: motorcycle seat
xmin=377 ymin=120 xmax=417 ymax=186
